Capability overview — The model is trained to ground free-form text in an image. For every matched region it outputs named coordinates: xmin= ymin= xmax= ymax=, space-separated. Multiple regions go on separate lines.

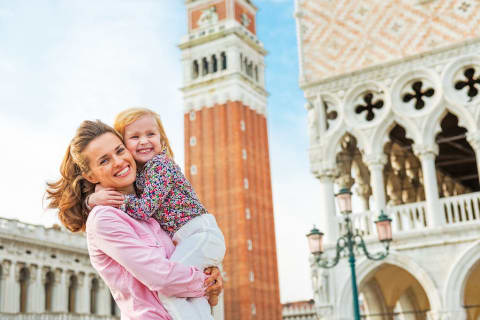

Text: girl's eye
xmin=130 ymin=136 xmax=138 ymax=139
xmin=147 ymin=133 xmax=155 ymax=137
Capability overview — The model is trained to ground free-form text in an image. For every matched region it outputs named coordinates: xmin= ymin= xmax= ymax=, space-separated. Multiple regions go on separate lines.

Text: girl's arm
xmin=89 ymin=206 xmax=207 ymax=298
xmin=123 ymin=155 xmax=175 ymax=221
xmin=87 ymin=186 xmax=125 ymax=210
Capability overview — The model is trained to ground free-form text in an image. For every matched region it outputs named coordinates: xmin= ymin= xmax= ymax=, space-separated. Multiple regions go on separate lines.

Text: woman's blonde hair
xmin=46 ymin=120 xmax=122 ymax=232
xmin=114 ymin=107 xmax=174 ymax=159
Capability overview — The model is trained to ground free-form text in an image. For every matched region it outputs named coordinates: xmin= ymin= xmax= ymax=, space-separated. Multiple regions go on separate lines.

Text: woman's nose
xmin=112 ymin=155 xmax=123 ymax=167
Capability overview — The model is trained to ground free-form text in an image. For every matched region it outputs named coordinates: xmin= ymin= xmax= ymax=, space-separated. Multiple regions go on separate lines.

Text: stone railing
xmin=388 ymin=201 xmax=428 ymax=232
xmin=441 ymin=191 xmax=480 ymax=226
xmin=338 ymin=191 xmax=480 ymax=237
xmin=339 ymin=210 xmax=375 ymax=236
xmin=0 ymin=217 xmax=87 ymax=251
xmin=282 ymin=305 xmax=318 ymax=320
xmin=0 ymin=313 xmax=118 ymax=320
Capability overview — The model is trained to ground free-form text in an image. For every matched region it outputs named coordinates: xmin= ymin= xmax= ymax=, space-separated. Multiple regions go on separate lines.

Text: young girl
xmin=87 ymin=108 xmax=226 ymax=320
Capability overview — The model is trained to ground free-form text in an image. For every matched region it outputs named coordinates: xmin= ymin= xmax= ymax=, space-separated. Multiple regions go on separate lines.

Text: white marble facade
xmin=0 ymin=218 xmax=120 ymax=319
xmin=295 ymin=1 xmax=480 ymax=319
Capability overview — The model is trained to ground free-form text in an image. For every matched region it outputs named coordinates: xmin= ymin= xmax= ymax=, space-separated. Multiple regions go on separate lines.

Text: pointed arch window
xmin=211 ymin=54 xmax=218 ymax=73
xmin=192 ymin=60 xmax=199 ymax=79
xmin=221 ymin=52 xmax=227 ymax=70
xmin=202 ymin=57 xmax=209 ymax=76
xmin=68 ymin=274 xmax=78 ymax=313
xmin=90 ymin=278 xmax=99 ymax=314
xmin=19 ymin=266 xmax=29 ymax=313
xmin=44 ymin=271 xmax=54 ymax=311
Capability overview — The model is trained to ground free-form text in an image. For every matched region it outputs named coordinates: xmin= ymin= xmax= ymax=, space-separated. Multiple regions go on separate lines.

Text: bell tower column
xmin=180 ymin=1 xmax=281 ymax=319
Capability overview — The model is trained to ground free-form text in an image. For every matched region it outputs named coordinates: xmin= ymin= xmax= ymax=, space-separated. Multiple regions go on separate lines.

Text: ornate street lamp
xmin=306 ymin=189 xmax=393 ymax=320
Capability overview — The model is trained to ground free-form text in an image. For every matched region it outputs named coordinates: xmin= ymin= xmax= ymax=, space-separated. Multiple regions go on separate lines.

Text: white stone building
xmin=295 ymin=0 xmax=480 ymax=319
xmin=0 ymin=217 xmax=120 ymax=319
xmin=282 ymin=300 xmax=318 ymax=320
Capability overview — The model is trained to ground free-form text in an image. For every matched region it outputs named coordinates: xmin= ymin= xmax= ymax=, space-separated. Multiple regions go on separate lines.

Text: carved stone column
xmin=365 ymin=154 xmax=388 ymax=213
xmin=0 ymin=260 xmax=19 ymax=312
xmin=306 ymin=102 xmax=321 ymax=145
xmin=315 ymin=169 xmax=339 ymax=244
xmin=52 ymin=268 xmax=68 ymax=312
xmin=335 ymin=136 xmax=356 ymax=189
xmin=41 ymin=267 xmax=53 ymax=312
xmin=466 ymin=131 xmax=480 ymax=185
xmin=413 ymin=144 xmax=444 ymax=227
xmin=97 ymin=279 xmax=112 ymax=315
xmin=28 ymin=264 xmax=44 ymax=313
xmin=76 ymin=272 xmax=90 ymax=314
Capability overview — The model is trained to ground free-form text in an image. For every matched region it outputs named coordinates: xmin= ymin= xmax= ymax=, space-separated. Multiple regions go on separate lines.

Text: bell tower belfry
xmin=179 ymin=1 xmax=282 ymax=319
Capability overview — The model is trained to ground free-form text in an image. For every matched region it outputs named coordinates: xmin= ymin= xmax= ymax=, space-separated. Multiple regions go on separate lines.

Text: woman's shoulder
xmin=86 ymin=206 xmax=127 ymax=232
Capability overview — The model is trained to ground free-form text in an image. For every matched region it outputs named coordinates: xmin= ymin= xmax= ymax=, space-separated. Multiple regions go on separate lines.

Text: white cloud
xmin=0 ymin=1 xmax=186 ymax=224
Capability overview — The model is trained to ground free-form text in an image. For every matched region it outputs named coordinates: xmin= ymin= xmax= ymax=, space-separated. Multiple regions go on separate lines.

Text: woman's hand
xmin=204 ymin=267 xmax=223 ymax=306
xmin=88 ymin=187 xmax=125 ymax=208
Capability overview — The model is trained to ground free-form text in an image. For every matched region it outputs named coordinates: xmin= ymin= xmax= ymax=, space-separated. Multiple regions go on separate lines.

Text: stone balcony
xmin=339 ymin=191 xmax=480 ymax=238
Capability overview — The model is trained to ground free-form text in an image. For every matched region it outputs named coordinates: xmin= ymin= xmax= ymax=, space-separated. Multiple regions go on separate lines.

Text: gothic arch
xmin=323 ymin=126 xmax=365 ymax=170
xmin=337 ymin=252 xmax=442 ymax=319
xmin=444 ymin=240 xmax=480 ymax=315
xmin=423 ymin=105 xmax=475 ymax=148
xmin=369 ymin=116 xmax=420 ymax=157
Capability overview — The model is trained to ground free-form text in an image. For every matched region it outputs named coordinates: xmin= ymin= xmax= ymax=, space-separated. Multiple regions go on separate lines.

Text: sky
xmin=0 ymin=0 xmax=322 ymax=303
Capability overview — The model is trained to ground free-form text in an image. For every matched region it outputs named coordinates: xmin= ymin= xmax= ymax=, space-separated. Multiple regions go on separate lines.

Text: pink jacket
xmin=86 ymin=206 xmax=207 ymax=320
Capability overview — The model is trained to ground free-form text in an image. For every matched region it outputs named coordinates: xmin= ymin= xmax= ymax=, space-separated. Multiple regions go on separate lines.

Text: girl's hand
xmin=204 ymin=267 xmax=223 ymax=298
xmin=88 ymin=187 xmax=125 ymax=208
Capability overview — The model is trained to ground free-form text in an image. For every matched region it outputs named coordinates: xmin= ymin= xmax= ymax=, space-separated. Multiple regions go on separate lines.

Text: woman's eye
xmin=117 ymin=147 xmax=125 ymax=154
xmin=100 ymin=159 xmax=108 ymax=165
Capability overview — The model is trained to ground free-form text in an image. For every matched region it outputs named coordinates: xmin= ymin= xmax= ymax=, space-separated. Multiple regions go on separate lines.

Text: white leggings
xmin=157 ymin=214 xmax=226 ymax=320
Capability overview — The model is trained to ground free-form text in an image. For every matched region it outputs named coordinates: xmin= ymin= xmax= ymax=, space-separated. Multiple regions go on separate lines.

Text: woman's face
xmin=82 ymin=132 xmax=137 ymax=189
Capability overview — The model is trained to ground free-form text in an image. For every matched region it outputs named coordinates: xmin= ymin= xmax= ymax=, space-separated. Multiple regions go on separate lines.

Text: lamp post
xmin=306 ymin=188 xmax=392 ymax=320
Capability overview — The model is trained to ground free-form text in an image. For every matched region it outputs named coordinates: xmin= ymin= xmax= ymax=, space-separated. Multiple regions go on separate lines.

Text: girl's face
xmin=82 ymin=132 xmax=137 ymax=191
xmin=123 ymin=115 xmax=163 ymax=166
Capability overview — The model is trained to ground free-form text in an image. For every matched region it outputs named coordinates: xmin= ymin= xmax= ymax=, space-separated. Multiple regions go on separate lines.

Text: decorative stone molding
xmin=1 ymin=260 xmax=11 ymax=279
xmin=413 ymin=143 xmax=439 ymax=158
xmin=391 ymin=68 xmax=441 ymax=118
xmin=364 ymin=153 xmax=388 ymax=168
xmin=29 ymin=264 xmax=38 ymax=282
xmin=442 ymin=55 xmax=480 ymax=107
xmin=314 ymin=168 xmax=337 ymax=182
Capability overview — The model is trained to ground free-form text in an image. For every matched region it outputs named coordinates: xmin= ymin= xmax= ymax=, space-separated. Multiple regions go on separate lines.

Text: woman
xmin=46 ymin=120 xmax=222 ymax=319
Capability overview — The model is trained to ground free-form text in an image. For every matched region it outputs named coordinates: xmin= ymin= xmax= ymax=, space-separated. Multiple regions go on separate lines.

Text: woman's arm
xmin=89 ymin=206 xmax=207 ymax=298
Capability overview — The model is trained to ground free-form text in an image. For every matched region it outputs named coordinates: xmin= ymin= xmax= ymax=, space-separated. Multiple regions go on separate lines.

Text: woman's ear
xmin=82 ymin=172 xmax=99 ymax=184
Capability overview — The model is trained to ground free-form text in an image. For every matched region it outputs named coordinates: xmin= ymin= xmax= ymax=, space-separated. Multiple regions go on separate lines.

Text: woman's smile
xmin=82 ymin=132 xmax=137 ymax=190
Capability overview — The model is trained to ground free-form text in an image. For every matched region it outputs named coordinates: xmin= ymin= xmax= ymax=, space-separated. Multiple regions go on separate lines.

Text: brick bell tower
xmin=179 ymin=1 xmax=282 ymax=319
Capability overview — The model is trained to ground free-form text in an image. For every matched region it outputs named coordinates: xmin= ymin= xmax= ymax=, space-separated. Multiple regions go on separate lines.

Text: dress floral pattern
xmin=123 ymin=151 xmax=207 ymax=237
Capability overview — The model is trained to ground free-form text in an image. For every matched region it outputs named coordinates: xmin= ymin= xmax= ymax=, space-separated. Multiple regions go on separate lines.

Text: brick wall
xmin=184 ymin=101 xmax=281 ymax=319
